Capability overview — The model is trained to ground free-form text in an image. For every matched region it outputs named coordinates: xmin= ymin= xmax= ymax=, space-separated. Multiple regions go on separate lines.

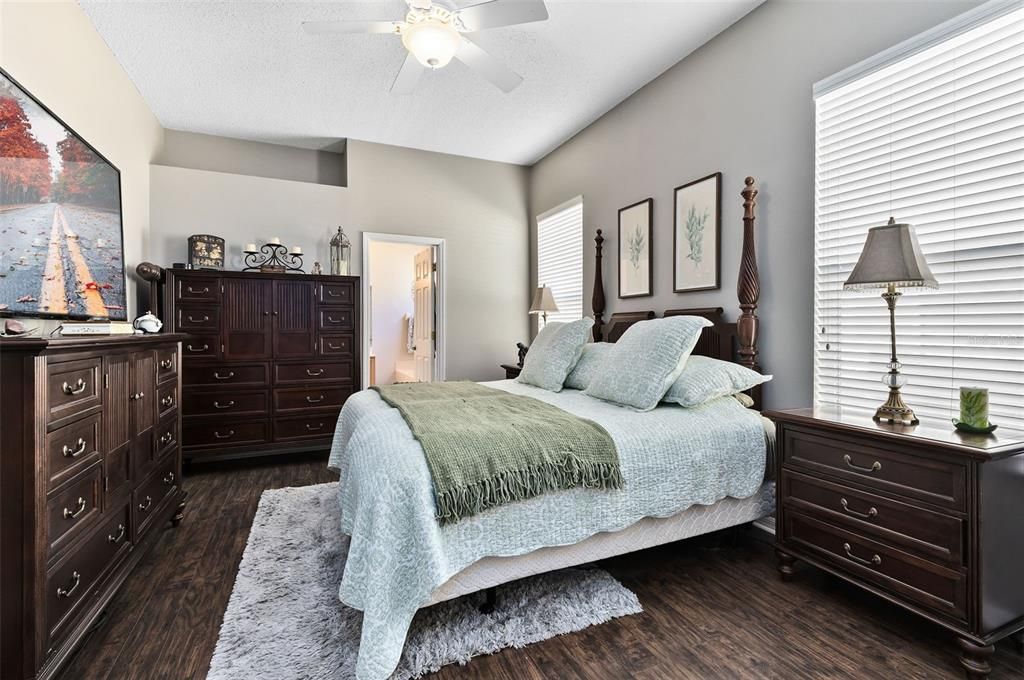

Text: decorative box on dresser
xmin=767 ymin=407 xmax=1024 ymax=679
xmin=160 ymin=268 xmax=360 ymax=462
xmin=0 ymin=334 xmax=186 ymax=680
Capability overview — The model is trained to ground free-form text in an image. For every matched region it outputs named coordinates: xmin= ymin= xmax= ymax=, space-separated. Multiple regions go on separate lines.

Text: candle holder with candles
xmin=242 ymin=239 xmax=305 ymax=273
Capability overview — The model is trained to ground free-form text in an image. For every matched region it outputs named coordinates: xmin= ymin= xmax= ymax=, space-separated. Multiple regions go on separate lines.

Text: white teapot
xmin=133 ymin=311 xmax=163 ymax=333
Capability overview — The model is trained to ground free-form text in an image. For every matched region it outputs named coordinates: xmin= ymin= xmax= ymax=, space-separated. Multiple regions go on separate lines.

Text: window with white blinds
xmin=814 ymin=3 xmax=1024 ymax=429
xmin=536 ymin=197 xmax=584 ymax=328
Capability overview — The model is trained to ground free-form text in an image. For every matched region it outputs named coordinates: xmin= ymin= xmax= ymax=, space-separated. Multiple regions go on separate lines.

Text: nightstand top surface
xmin=765 ymin=406 xmax=1024 ymax=461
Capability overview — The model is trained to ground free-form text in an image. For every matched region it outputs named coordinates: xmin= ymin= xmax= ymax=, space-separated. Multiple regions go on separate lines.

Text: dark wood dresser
xmin=0 ymin=334 xmax=186 ymax=680
xmin=768 ymin=407 xmax=1024 ymax=679
xmin=160 ymin=268 xmax=360 ymax=462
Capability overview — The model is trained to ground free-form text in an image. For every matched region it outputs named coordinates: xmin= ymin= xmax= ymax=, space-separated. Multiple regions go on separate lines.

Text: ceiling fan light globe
xmin=401 ymin=19 xmax=460 ymax=69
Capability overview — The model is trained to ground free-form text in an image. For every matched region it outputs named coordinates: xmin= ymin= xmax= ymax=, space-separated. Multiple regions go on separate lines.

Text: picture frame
xmin=188 ymin=234 xmax=225 ymax=270
xmin=618 ymin=198 xmax=653 ymax=299
xmin=673 ymin=172 xmax=722 ymax=293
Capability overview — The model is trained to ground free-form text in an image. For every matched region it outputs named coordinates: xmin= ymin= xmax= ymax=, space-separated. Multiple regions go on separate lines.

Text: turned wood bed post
xmin=592 ymin=229 xmax=606 ymax=341
xmin=737 ymin=177 xmax=760 ymax=372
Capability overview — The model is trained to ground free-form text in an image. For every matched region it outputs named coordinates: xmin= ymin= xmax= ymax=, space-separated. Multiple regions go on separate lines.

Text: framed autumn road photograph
xmin=673 ymin=172 xmax=721 ymax=293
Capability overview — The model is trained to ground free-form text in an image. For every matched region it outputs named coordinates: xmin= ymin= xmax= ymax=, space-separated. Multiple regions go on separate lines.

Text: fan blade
xmin=456 ymin=0 xmax=548 ymax=32
xmin=302 ymin=20 xmax=400 ymax=35
xmin=455 ymin=37 xmax=523 ymax=92
xmin=391 ymin=53 xmax=426 ymax=94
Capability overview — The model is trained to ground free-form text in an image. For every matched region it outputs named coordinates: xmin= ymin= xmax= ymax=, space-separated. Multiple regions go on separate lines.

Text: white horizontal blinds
xmin=814 ymin=5 xmax=1024 ymax=429
xmin=537 ymin=197 xmax=584 ymax=328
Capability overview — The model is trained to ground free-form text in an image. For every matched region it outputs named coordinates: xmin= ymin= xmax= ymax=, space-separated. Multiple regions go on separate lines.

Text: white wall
xmin=368 ymin=241 xmax=421 ymax=385
xmin=150 ymin=139 xmax=530 ymax=381
xmin=0 ymin=0 xmax=164 ymax=317
xmin=528 ymin=0 xmax=980 ymax=410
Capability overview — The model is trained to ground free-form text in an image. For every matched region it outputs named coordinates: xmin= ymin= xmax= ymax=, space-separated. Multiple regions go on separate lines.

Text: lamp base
xmin=873 ymin=387 xmax=919 ymax=426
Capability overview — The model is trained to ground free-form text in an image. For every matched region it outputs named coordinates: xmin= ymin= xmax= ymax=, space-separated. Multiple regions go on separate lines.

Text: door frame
xmin=361 ymin=232 xmax=447 ymax=388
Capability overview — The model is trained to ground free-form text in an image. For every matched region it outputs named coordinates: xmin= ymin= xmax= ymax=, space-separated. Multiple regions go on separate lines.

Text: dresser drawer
xmin=176 ymin=305 xmax=219 ymax=332
xmin=134 ymin=458 xmax=178 ymax=540
xmin=275 ymin=361 xmax=353 ymax=385
xmin=45 ymin=503 xmax=131 ymax=649
xmin=318 ymin=307 xmax=354 ymax=331
xmin=319 ymin=334 xmax=354 ymax=357
xmin=157 ymin=346 xmax=178 ymax=384
xmin=175 ymin=276 xmax=220 ymax=303
xmin=46 ymin=464 xmax=103 ymax=559
xmin=45 ymin=413 xmax=101 ymax=491
xmin=182 ymin=362 xmax=269 ymax=387
xmin=782 ymin=471 xmax=964 ymax=567
xmin=274 ymin=386 xmax=352 ymax=414
xmin=183 ymin=389 xmax=269 ymax=417
xmin=157 ymin=381 xmax=178 ymax=420
xmin=183 ymin=419 xmax=270 ymax=449
xmin=182 ymin=335 xmax=220 ymax=359
xmin=46 ymin=358 xmax=102 ymax=427
xmin=154 ymin=415 xmax=178 ymax=460
xmin=274 ymin=415 xmax=336 ymax=442
xmin=318 ymin=280 xmax=355 ymax=305
xmin=782 ymin=427 xmax=967 ymax=511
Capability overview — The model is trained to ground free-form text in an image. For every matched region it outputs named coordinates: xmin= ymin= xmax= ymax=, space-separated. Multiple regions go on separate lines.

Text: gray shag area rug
xmin=208 ymin=482 xmax=642 ymax=679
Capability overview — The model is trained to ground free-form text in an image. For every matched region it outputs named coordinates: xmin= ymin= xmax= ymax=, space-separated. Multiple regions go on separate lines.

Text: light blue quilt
xmin=328 ymin=380 xmax=768 ymax=679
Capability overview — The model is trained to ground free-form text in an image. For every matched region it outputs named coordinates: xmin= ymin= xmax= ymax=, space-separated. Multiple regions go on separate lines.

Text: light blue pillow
xmin=563 ymin=342 xmax=614 ymax=390
xmin=662 ymin=355 xmax=772 ymax=408
xmin=584 ymin=316 xmax=711 ymax=411
xmin=516 ymin=317 xmax=594 ymax=392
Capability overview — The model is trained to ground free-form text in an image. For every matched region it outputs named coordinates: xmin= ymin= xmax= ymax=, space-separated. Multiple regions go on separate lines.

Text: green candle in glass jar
xmin=959 ymin=387 xmax=989 ymax=429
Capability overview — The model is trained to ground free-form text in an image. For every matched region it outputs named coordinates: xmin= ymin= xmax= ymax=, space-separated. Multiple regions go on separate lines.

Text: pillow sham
xmin=563 ymin=342 xmax=614 ymax=390
xmin=663 ymin=355 xmax=772 ymax=408
xmin=516 ymin=317 xmax=594 ymax=392
xmin=583 ymin=315 xmax=711 ymax=411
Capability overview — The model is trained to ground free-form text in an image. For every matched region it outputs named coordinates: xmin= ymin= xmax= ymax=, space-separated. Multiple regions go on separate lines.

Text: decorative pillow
xmin=583 ymin=316 xmax=711 ymax=411
xmin=563 ymin=342 xmax=614 ymax=391
xmin=516 ymin=317 xmax=594 ymax=392
xmin=663 ymin=356 xmax=772 ymax=408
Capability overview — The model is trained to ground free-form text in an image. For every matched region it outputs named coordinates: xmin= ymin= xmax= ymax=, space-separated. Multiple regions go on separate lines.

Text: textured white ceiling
xmin=80 ymin=0 xmax=762 ymax=165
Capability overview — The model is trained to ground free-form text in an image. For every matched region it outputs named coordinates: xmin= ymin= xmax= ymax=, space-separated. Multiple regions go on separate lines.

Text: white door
xmin=413 ymin=247 xmax=434 ymax=382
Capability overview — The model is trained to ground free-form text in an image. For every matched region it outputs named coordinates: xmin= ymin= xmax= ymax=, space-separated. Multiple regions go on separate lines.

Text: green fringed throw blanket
xmin=371 ymin=382 xmax=622 ymax=524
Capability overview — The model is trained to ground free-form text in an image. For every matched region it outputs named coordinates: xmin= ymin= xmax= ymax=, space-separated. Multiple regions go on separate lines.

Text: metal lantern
xmin=330 ymin=226 xmax=351 ymax=276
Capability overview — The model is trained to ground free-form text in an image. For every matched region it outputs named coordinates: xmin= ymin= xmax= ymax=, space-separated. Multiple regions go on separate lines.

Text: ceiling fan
xmin=302 ymin=0 xmax=548 ymax=94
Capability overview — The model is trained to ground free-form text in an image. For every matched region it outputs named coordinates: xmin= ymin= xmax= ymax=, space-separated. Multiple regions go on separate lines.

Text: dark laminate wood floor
xmin=57 ymin=454 xmax=1024 ymax=680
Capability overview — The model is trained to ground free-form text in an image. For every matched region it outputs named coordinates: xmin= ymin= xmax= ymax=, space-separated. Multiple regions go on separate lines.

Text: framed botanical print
xmin=673 ymin=172 xmax=721 ymax=292
xmin=618 ymin=198 xmax=653 ymax=298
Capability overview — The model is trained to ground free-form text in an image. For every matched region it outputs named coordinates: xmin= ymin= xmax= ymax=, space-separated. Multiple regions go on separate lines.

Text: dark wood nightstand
xmin=500 ymin=363 xmax=521 ymax=379
xmin=766 ymin=407 xmax=1024 ymax=679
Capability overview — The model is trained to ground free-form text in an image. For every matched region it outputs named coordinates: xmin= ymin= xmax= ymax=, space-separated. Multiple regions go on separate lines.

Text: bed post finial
xmin=592 ymin=229 xmax=606 ymax=342
xmin=737 ymin=177 xmax=760 ymax=372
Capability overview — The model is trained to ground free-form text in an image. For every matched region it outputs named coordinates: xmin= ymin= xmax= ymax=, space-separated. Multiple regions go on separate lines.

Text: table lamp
xmin=529 ymin=285 xmax=559 ymax=324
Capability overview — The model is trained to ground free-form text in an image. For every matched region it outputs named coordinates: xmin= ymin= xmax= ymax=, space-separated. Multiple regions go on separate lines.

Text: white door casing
xmin=413 ymin=247 xmax=434 ymax=382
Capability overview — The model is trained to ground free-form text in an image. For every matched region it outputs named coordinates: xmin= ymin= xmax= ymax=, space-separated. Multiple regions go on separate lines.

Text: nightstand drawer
xmin=784 ymin=510 xmax=967 ymax=623
xmin=782 ymin=427 xmax=967 ymax=511
xmin=782 ymin=470 xmax=964 ymax=567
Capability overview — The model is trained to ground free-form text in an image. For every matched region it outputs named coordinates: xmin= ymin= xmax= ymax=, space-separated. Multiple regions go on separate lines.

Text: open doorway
xmin=362 ymin=232 xmax=446 ymax=388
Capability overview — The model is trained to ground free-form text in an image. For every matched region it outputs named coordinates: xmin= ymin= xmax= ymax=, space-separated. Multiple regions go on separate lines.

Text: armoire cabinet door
xmin=273 ymin=280 xmax=316 ymax=358
xmin=103 ymin=353 xmax=132 ymax=498
xmin=223 ymin=278 xmax=272 ymax=360
xmin=130 ymin=350 xmax=157 ymax=480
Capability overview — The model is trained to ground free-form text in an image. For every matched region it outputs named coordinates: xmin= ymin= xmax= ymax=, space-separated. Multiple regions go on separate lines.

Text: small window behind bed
xmin=537 ymin=196 xmax=584 ymax=329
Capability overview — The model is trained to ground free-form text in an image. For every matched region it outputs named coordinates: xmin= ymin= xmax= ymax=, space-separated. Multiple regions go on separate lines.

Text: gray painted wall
xmin=528 ymin=0 xmax=979 ymax=410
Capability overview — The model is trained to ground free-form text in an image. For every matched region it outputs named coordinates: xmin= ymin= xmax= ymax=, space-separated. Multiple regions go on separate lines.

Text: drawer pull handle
xmin=305 ymin=423 xmax=325 ymax=431
xmin=63 ymin=497 xmax=87 ymax=519
xmin=213 ymin=400 xmax=235 ymax=409
xmin=327 ymin=290 xmax=340 ymax=297
xmin=163 ymin=472 xmax=175 ymax=485
xmin=327 ymin=342 xmax=342 ymax=350
xmin=843 ymin=542 xmax=882 ymax=567
xmin=108 ymin=524 xmax=126 ymax=544
xmin=161 ymin=395 xmax=174 ymax=407
xmin=327 ymin=316 xmax=341 ymax=324
xmin=187 ymin=286 xmax=209 ymax=294
xmin=130 ymin=391 xmax=145 ymax=401
xmin=160 ymin=358 xmax=174 ymax=370
xmin=306 ymin=368 xmax=325 ymax=376
xmin=306 ymin=395 xmax=325 ymax=404
xmin=843 ymin=454 xmax=881 ymax=473
xmin=62 ymin=378 xmax=87 ymax=395
xmin=187 ymin=314 xmax=209 ymax=323
xmin=214 ymin=371 xmax=235 ymax=380
xmin=63 ymin=438 xmax=87 ymax=458
xmin=187 ymin=344 xmax=209 ymax=353
xmin=159 ymin=432 xmax=173 ymax=445
xmin=56 ymin=571 xmax=81 ymax=599
xmin=840 ymin=498 xmax=878 ymax=520
xmin=139 ymin=496 xmax=153 ymax=512
xmin=214 ymin=430 xmax=235 ymax=439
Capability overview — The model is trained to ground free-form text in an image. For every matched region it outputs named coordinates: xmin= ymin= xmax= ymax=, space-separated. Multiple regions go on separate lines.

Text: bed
xmin=329 ymin=177 xmax=767 ymax=680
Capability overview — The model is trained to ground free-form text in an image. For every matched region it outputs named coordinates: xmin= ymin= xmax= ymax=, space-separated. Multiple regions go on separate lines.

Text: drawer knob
xmin=161 ymin=395 xmax=174 ymax=407
xmin=108 ymin=523 xmax=126 ymax=544
xmin=160 ymin=431 xmax=173 ymax=445
xmin=840 ymin=498 xmax=878 ymax=520
xmin=160 ymin=358 xmax=174 ymax=370
xmin=306 ymin=394 xmax=325 ymax=404
xmin=62 ymin=378 xmax=87 ymax=395
xmin=214 ymin=430 xmax=235 ymax=440
xmin=138 ymin=496 xmax=153 ymax=512
xmin=163 ymin=472 xmax=175 ymax=485
xmin=843 ymin=542 xmax=882 ymax=567
xmin=843 ymin=454 xmax=881 ymax=474
xmin=213 ymin=371 xmax=235 ymax=380
xmin=55 ymin=571 xmax=81 ymax=599
xmin=63 ymin=497 xmax=87 ymax=520
xmin=213 ymin=400 xmax=235 ymax=410
xmin=62 ymin=437 xmax=87 ymax=458
xmin=305 ymin=423 xmax=325 ymax=431
xmin=130 ymin=391 xmax=145 ymax=401
xmin=306 ymin=368 xmax=325 ymax=377
xmin=187 ymin=344 xmax=209 ymax=353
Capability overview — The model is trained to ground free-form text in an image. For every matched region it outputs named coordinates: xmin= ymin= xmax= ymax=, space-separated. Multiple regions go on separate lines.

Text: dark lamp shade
xmin=843 ymin=219 xmax=938 ymax=290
